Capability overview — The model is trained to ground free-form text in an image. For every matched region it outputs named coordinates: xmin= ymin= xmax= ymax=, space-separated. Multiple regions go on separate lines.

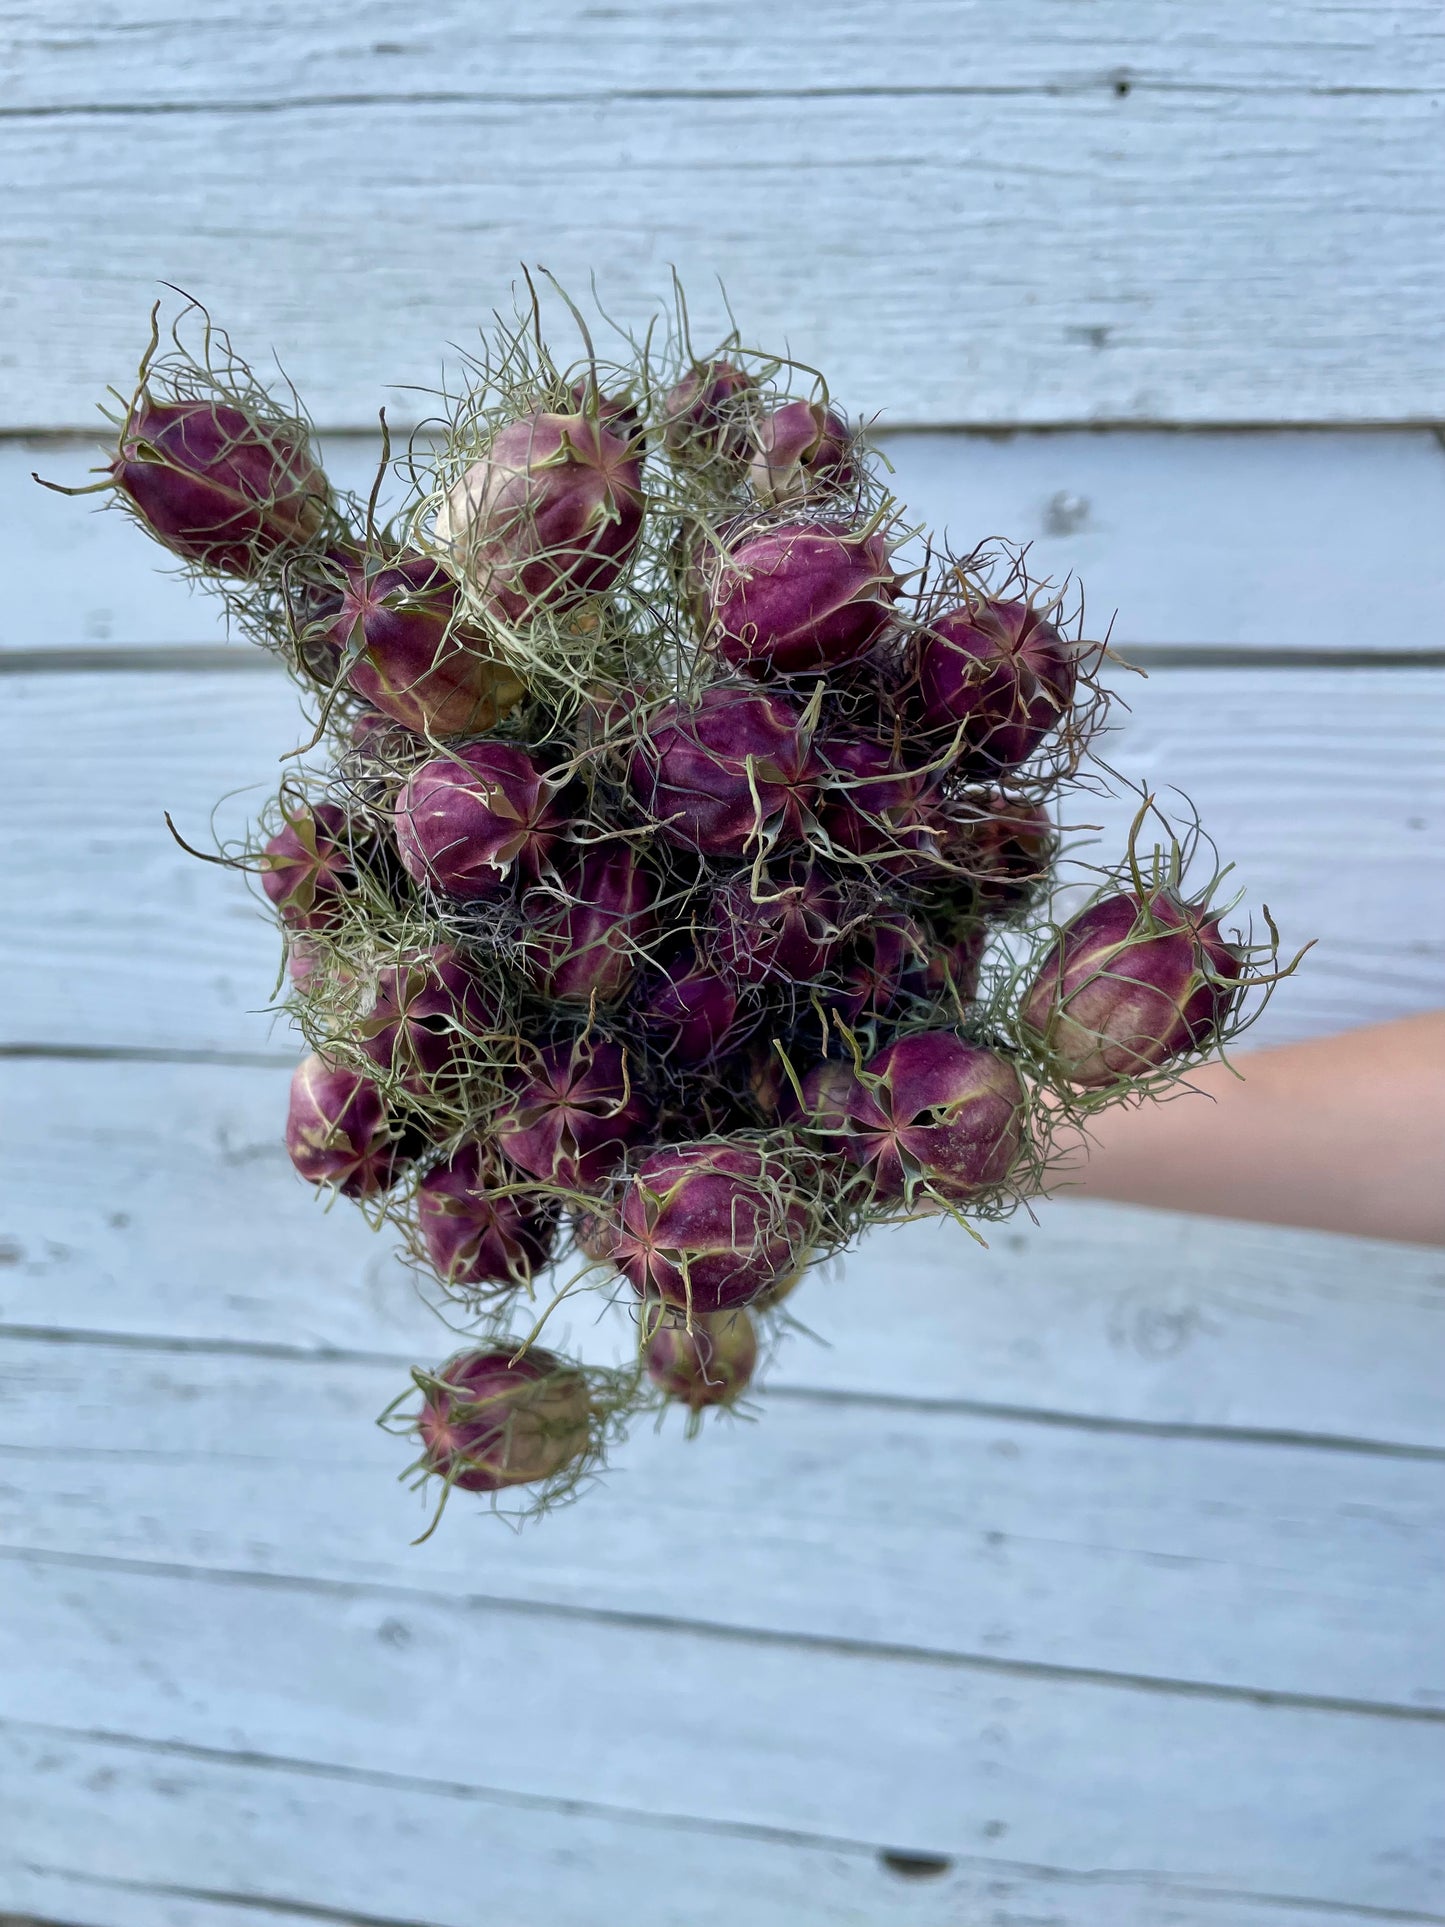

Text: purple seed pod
xmin=939 ymin=791 xmax=1056 ymax=912
xmin=394 ymin=742 xmax=566 ymax=899
xmin=781 ymin=1057 xmax=861 ymax=1140
xmin=286 ymin=933 xmax=358 ymax=999
xmin=645 ymin=1308 xmax=759 ymax=1410
xmin=524 ymin=844 xmax=659 ymax=1005
xmin=704 ymin=521 xmax=901 ymax=676
xmin=914 ymin=924 xmax=987 ymax=1006
xmin=569 ymin=382 xmax=644 ymax=441
xmin=831 ymin=913 xmax=928 ymax=1024
xmin=748 ymin=400 xmax=857 ymax=505
xmin=285 ymin=1054 xmax=406 ymax=1198
xmin=845 ymin=1032 xmax=1025 ymax=1203
xmin=632 ymin=950 xmax=743 ymax=1066
xmin=320 ymin=549 xmax=525 ymax=736
xmin=287 ymin=934 xmax=325 ymax=996
xmin=111 ymin=396 xmax=328 ymax=577
xmin=349 ymin=706 xmax=406 ymax=753
xmin=416 ymin=1141 xmax=560 ymax=1290
xmin=745 ymin=1041 xmax=792 ymax=1118
xmin=660 ymin=360 xmax=757 ymax=465
xmin=432 ymin=406 xmax=645 ymax=620
xmin=707 ymin=858 xmax=847 ymax=984
xmin=913 ymin=598 xmax=1078 ymax=772
xmin=628 ymin=685 xmax=820 ymax=856
xmin=496 ymin=1037 xmax=655 ymax=1191
xmin=614 ymin=1141 xmax=808 ymax=1312
xmin=260 ymin=801 xmax=359 ymax=930
xmin=355 ymin=946 xmax=495 ymax=1089
xmin=1019 ymin=891 xmax=1243 ymax=1088
xmin=818 ymin=735 xmax=940 ymax=874
xmin=572 ymin=1206 xmax=620 ymax=1266
xmin=416 ymin=1348 xmax=592 ymax=1492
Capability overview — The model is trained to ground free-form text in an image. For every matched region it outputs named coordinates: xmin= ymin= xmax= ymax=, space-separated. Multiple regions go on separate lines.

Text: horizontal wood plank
xmin=6 ymin=1731 xmax=1428 ymax=1927
xmin=1 ymin=666 xmax=1438 ymax=1056
xmin=10 ymin=1 xmax=1443 ymax=109
xmin=1 ymin=1335 xmax=1439 ymax=1708
xmin=3 ymin=1059 xmax=1443 ymax=1445
xmin=0 ymin=1558 xmax=1440 ymax=1915
xmin=11 ymin=431 xmax=1445 ymax=656
xmin=2 ymin=85 xmax=1442 ymax=428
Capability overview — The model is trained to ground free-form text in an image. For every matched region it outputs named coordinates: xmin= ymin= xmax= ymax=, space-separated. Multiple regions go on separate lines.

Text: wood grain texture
xmin=5 ymin=9 xmax=1444 ymax=1912
xmin=9 ymin=1 xmax=1443 ymax=107
xmin=9 ymin=1734 xmax=1434 ymax=1927
xmin=2 ymin=1334 xmax=1440 ymax=1708
xmin=1 ymin=1559 xmax=1441 ymax=1915
xmin=2 ymin=666 xmax=1439 ymax=1056
xmin=2 ymin=84 xmax=1442 ymax=427
xmin=11 ymin=431 xmax=1445 ymax=656
xmin=4 ymin=1057 xmax=1444 ymax=1446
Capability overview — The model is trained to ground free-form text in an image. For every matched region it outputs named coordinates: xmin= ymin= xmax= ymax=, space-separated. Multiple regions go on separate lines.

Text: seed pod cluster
xmin=72 ymin=290 xmax=1302 ymax=1529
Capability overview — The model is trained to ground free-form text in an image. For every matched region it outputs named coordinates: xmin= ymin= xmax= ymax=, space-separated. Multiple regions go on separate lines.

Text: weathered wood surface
xmin=10 ymin=431 xmax=1445 ymax=658
xmin=3 ymin=7 xmax=1443 ymax=427
xmin=12 ymin=1 xmax=1444 ymax=106
xmin=9 ymin=1733 xmax=1434 ymax=1927
xmin=5 ymin=1057 xmax=1445 ymax=1447
xmin=2 ymin=665 xmax=1439 ymax=1057
xmin=2 ymin=1331 xmax=1441 ymax=1708
xmin=4 ymin=14 xmax=1444 ymax=1898
xmin=1 ymin=1558 xmax=1440 ymax=1913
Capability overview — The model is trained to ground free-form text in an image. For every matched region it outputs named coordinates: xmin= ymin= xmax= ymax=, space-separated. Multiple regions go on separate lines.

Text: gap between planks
xmin=4 ymin=1318 xmax=1445 ymax=1465
xmin=2 ymin=1542 xmax=1438 ymax=1727
xmin=14 ymin=1719 xmax=1445 ymax=1927
xmin=5 ymin=644 xmax=1445 ymax=673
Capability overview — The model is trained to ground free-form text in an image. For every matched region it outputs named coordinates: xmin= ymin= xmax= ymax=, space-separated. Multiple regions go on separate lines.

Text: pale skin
xmin=1056 ymin=1011 xmax=1445 ymax=1248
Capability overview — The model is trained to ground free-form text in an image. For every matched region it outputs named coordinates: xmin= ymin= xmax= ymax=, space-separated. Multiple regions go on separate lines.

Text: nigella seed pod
xmin=645 ymin=1308 xmax=758 ymax=1411
xmin=818 ymin=735 xmax=939 ymax=874
xmin=831 ymin=914 xmax=928 ymax=1025
xmin=355 ymin=946 xmax=496 ymax=1090
xmin=708 ymin=858 xmax=847 ymax=985
xmin=496 ymin=1036 xmax=655 ymax=1191
xmin=748 ymin=400 xmax=856 ymax=505
xmin=704 ymin=521 xmax=901 ymax=676
xmin=632 ymin=951 xmax=743 ymax=1067
xmin=1019 ymin=892 xmax=1243 ymax=1088
xmin=572 ymin=1205 xmax=620 ymax=1267
xmin=523 ymin=844 xmax=659 ymax=1006
xmin=432 ymin=405 xmax=645 ymax=621
xmin=261 ymin=801 xmax=360 ymax=930
xmin=285 ymin=1054 xmax=407 ymax=1198
xmin=660 ymin=360 xmax=757 ymax=466
xmin=744 ymin=1041 xmax=792 ymax=1119
xmin=913 ymin=597 xmax=1077 ymax=772
xmin=845 ymin=1032 xmax=1025 ymax=1204
xmin=614 ymin=1141 xmax=809 ymax=1312
xmin=415 ymin=1141 xmax=560 ymax=1291
xmin=320 ymin=549 xmax=525 ymax=736
xmin=287 ymin=933 xmax=358 ymax=999
xmin=914 ymin=924 xmax=987 ymax=1008
xmin=111 ymin=396 xmax=328 ymax=577
xmin=781 ymin=1058 xmax=860 ymax=1147
xmin=570 ymin=381 xmax=645 ymax=443
xmin=940 ymin=792 xmax=1056 ymax=913
xmin=415 ymin=1349 xmax=593 ymax=1493
xmin=628 ymin=685 xmax=820 ymax=856
xmin=394 ymin=742 xmax=566 ymax=899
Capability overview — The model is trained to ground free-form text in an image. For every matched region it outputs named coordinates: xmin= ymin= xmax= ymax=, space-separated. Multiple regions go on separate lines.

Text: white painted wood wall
xmin=1 ymin=7 xmax=1443 ymax=1924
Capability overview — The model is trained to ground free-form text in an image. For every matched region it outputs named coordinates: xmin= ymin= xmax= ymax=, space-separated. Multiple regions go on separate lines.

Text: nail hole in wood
xmin=878 ymin=1849 xmax=954 ymax=1880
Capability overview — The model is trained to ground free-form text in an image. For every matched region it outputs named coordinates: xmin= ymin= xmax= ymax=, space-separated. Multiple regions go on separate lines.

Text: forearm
xmin=1055 ymin=1012 xmax=1445 ymax=1247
